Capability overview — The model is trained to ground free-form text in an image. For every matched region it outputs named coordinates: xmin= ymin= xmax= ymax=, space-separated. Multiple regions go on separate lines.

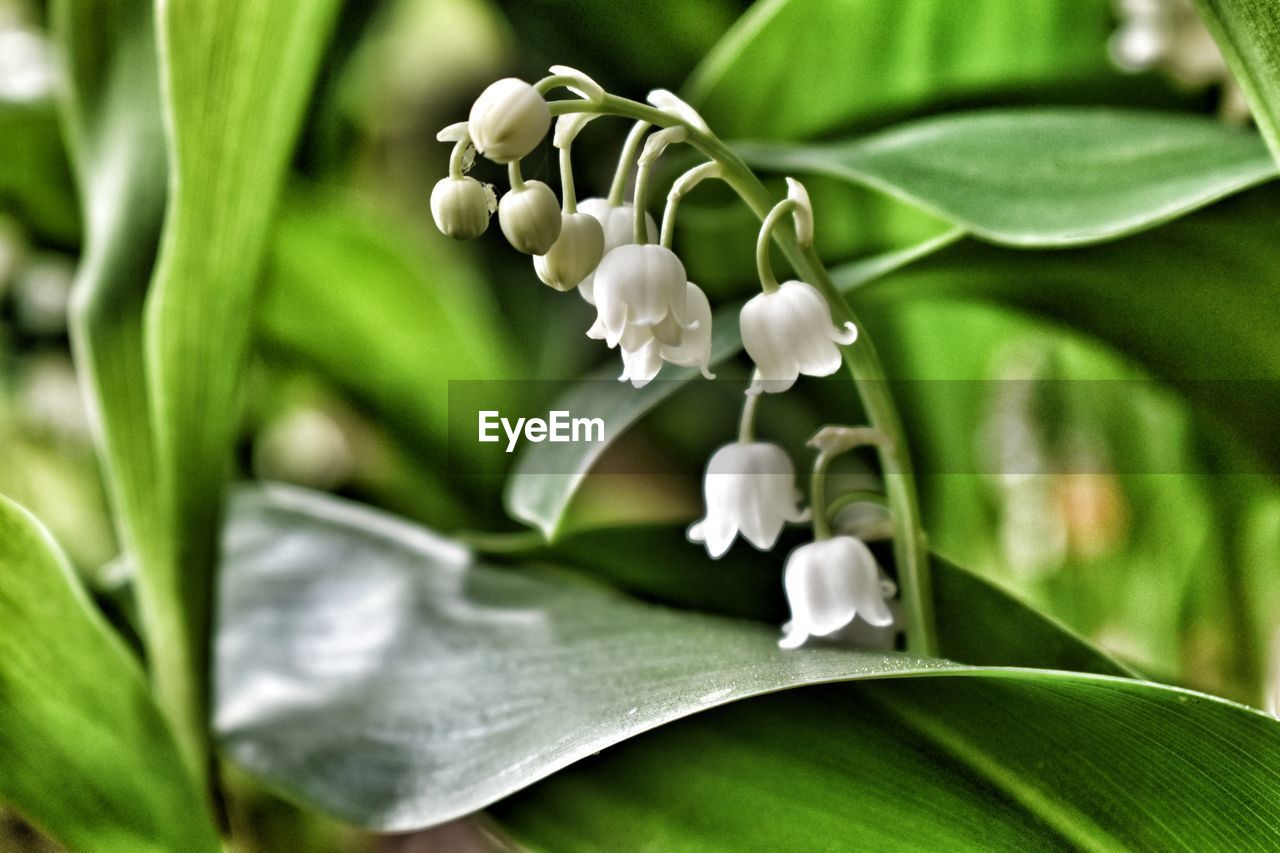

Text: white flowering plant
xmin=4 ymin=0 xmax=1280 ymax=850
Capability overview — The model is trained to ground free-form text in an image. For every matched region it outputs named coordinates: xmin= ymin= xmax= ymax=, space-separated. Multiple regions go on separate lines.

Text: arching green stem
xmin=662 ymin=160 xmax=721 ymax=249
xmin=547 ymin=95 xmax=936 ymax=656
xmin=810 ymin=451 xmax=834 ymax=541
xmin=508 ymin=160 xmax=526 ymax=192
xmin=559 ymin=144 xmax=577 ymax=214
xmin=608 ymin=120 xmax=650 ymax=206
xmin=826 ymin=489 xmax=888 ymax=523
xmin=448 ymin=138 xmax=470 ymax=180
xmin=756 ymin=198 xmax=798 ymax=293
xmin=738 ymin=375 xmax=762 ymax=443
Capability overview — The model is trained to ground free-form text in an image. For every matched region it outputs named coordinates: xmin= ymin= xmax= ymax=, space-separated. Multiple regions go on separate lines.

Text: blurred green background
xmin=3 ymin=0 xmax=1279 ymax=847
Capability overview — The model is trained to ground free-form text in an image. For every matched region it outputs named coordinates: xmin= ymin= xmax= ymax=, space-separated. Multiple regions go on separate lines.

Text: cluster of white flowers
xmin=432 ymin=68 xmax=897 ymax=649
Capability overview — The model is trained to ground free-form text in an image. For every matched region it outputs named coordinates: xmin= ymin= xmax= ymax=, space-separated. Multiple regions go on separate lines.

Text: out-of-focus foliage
xmin=0 ymin=493 xmax=219 ymax=853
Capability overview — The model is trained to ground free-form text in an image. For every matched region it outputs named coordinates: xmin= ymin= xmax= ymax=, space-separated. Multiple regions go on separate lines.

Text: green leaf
xmin=259 ymin=187 xmax=515 ymax=464
xmin=502 ymin=232 xmax=960 ymax=538
xmin=218 ymin=486 xmax=1141 ymax=833
xmin=852 ymin=186 xmax=1280 ymax=477
xmin=0 ymin=493 xmax=219 ymax=853
xmin=142 ymin=0 xmax=340 ymax=778
xmin=494 ymin=673 xmax=1280 ymax=850
xmin=52 ymin=0 xmax=167 ymax=689
xmin=0 ymin=100 xmax=79 ymax=243
xmin=736 ymin=108 xmax=1277 ymax=246
xmin=1192 ymin=0 xmax=1280 ymax=161
xmin=683 ymin=0 xmax=1119 ymax=140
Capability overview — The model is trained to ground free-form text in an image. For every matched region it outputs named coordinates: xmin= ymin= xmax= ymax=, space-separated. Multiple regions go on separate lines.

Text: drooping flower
xmin=499 ymin=181 xmax=561 ymax=255
xmin=467 ymin=78 xmax=550 ymax=163
xmin=659 ymin=281 xmax=715 ymax=379
xmin=778 ymin=536 xmax=894 ymax=649
xmin=688 ymin=441 xmax=807 ymax=558
xmin=591 ymin=243 xmax=689 ymax=349
xmin=430 ymin=176 xmax=495 ymax=240
xmin=575 ymin=198 xmax=657 ymax=305
xmin=534 ymin=211 xmax=604 ymax=291
xmin=740 ymin=279 xmax=856 ymax=394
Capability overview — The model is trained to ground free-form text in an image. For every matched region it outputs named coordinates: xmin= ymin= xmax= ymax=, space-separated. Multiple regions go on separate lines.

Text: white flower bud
xmin=659 ymin=281 xmax=715 ymax=379
xmin=468 ymin=78 xmax=551 ymax=163
xmin=575 ymin=198 xmax=657 ymax=305
xmin=499 ymin=180 xmax=561 ymax=255
xmin=688 ymin=441 xmax=807 ymax=558
xmin=591 ymin=243 xmax=688 ymax=349
xmin=430 ymin=176 xmax=494 ymax=240
xmin=740 ymin=280 xmax=857 ymax=394
xmin=534 ymin=212 xmax=605 ymax=292
xmin=778 ymin=536 xmax=894 ymax=649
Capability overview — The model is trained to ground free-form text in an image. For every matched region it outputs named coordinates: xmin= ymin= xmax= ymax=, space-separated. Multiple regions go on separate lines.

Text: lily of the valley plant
xmin=432 ymin=67 xmax=934 ymax=652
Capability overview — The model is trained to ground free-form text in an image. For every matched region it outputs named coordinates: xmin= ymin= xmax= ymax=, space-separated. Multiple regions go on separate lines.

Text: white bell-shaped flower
xmin=534 ymin=211 xmax=604 ymax=291
xmin=617 ymin=338 xmax=663 ymax=388
xmin=591 ymin=243 xmax=688 ymax=350
xmin=430 ymin=176 xmax=495 ymax=240
xmin=778 ymin=535 xmax=894 ymax=649
xmin=740 ymin=280 xmax=857 ymax=394
xmin=659 ymin=281 xmax=715 ymax=379
xmin=688 ymin=441 xmax=807 ymax=558
xmin=499 ymin=181 xmax=561 ymax=255
xmin=468 ymin=78 xmax=550 ymax=163
xmin=576 ymin=198 xmax=657 ymax=305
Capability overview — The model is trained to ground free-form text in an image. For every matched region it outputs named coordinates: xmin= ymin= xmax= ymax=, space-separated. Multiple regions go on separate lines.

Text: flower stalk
xmin=547 ymin=94 xmax=937 ymax=656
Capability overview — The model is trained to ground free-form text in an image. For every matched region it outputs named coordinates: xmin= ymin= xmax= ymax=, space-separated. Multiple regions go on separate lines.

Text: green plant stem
xmin=508 ymin=160 xmax=526 ymax=191
xmin=549 ymin=95 xmax=937 ymax=656
xmin=559 ymin=144 xmax=577 ymax=213
xmin=738 ymin=379 xmax=762 ymax=443
xmin=448 ymin=138 xmax=469 ymax=180
xmin=756 ymin=198 xmax=798 ymax=293
xmin=810 ymin=451 xmax=833 ymax=540
xmin=661 ymin=160 xmax=721 ymax=249
xmin=825 ymin=489 xmax=889 ymax=521
xmin=608 ymin=120 xmax=651 ymax=206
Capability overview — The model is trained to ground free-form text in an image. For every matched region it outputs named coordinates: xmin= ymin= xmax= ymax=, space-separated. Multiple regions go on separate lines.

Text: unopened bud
xmin=468 ymin=78 xmax=551 ymax=163
xmin=535 ymin=212 xmax=604 ymax=291
xmin=431 ymin=176 xmax=495 ymax=240
xmin=499 ymin=181 xmax=561 ymax=254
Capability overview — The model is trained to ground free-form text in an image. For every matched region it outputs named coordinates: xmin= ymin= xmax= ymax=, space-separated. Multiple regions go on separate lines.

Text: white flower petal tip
xmin=689 ymin=442 xmax=806 ymax=560
xmin=647 ymin=89 xmax=710 ymax=132
xmin=548 ymin=65 xmax=605 ymax=102
xmin=785 ymin=178 xmax=814 ymax=248
xmin=698 ymin=366 xmax=716 ymax=380
xmin=435 ymin=121 xmax=470 ymax=143
xmin=779 ymin=536 xmax=896 ymax=647
xmin=592 ymin=243 xmax=687 ymax=351
xmin=777 ymin=628 xmax=809 ymax=650
xmin=741 ymin=280 xmax=852 ymax=388
xmin=832 ymin=321 xmax=858 ymax=346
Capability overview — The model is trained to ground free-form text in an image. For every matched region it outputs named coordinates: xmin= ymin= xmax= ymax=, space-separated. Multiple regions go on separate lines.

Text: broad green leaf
xmin=0 ymin=493 xmax=219 ymax=853
xmin=143 ymin=0 xmax=340 ymax=780
xmin=684 ymin=0 xmax=1119 ymax=140
xmin=219 ymin=486 xmax=1134 ymax=830
xmin=494 ymin=672 xmax=1280 ymax=850
xmin=546 ymin=524 xmax=1133 ymax=677
xmin=1192 ymin=0 xmax=1280 ymax=161
xmin=737 ymin=108 xmax=1277 ymax=246
xmin=503 ymin=232 xmax=961 ymax=538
